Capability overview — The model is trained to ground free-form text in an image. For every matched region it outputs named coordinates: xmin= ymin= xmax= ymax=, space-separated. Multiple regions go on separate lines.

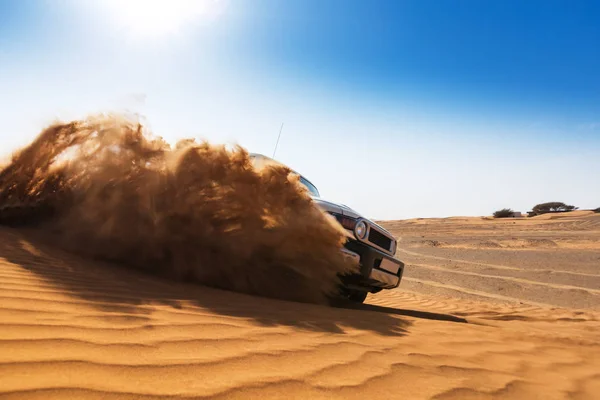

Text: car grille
xmin=368 ymin=228 xmax=392 ymax=251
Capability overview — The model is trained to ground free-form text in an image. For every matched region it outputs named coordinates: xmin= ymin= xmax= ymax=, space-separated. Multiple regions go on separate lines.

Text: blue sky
xmin=0 ymin=0 xmax=598 ymax=219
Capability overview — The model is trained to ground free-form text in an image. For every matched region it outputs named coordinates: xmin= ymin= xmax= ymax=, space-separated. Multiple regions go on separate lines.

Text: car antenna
xmin=272 ymin=122 xmax=284 ymax=159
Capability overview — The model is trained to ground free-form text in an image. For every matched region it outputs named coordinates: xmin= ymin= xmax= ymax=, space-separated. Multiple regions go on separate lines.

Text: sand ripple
xmin=1 ymin=227 xmax=599 ymax=399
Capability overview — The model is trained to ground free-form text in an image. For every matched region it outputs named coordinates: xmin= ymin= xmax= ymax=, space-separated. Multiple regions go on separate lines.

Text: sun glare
xmin=95 ymin=0 xmax=223 ymax=39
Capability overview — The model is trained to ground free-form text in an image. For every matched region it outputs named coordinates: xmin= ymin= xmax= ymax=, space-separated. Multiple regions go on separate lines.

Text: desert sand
xmin=1 ymin=211 xmax=599 ymax=399
xmin=381 ymin=210 xmax=600 ymax=310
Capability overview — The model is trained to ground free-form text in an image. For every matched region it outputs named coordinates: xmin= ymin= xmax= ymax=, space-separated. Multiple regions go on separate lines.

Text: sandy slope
xmin=380 ymin=211 xmax=600 ymax=310
xmin=1 ymin=217 xmax=600 ymax=399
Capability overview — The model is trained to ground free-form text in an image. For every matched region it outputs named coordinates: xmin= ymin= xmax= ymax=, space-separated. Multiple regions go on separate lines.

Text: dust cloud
xmin=0 ymin=114 xmax=357 ymax=304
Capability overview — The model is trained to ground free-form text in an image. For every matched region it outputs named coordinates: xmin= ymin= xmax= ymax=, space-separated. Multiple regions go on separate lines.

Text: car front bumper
xmin=341 ymin=241 xmax=404 ymax=290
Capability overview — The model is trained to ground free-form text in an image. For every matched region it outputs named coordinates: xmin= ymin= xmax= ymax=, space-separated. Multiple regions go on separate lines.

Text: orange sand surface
xmin=1 ymin=214 xmax=599 ymax=399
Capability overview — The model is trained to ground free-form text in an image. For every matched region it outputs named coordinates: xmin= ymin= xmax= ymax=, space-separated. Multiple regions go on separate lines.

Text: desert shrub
xmin=531 ymin=202 xmax=578 ymax=216
xmin=493 ymin=208 xmax=514 ymax=218
xmin=594 ymin=207 xmax=600 ymax=213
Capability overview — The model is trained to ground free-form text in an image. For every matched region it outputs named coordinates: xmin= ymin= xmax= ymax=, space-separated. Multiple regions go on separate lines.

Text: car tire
xmin=347 ymin=290 xmax=368 ymax=304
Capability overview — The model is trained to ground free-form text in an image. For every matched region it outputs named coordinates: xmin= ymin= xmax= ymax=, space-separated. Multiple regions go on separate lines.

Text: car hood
xmin=311 ymin=197 xmax=392 ymax=235
xmin=312 ymin=197 xmax=361 ymax=218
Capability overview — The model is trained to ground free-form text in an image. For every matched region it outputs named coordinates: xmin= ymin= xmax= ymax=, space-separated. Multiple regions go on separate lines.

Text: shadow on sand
xmin=339 ymin=301 xmax=468 ymax=324
xmin=0 ymin=227 xmax=467 ymax=337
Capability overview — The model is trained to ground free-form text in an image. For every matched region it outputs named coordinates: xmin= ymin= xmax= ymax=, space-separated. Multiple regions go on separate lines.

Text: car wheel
xmin=347 ymin=290 xmax=368 ymax=304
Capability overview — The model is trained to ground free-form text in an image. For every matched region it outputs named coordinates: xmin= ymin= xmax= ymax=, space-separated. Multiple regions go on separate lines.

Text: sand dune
xmin=1 ymin=221 xmax=600 ymax=399
xmin=381 ymin=212 xmax=600 ymax=310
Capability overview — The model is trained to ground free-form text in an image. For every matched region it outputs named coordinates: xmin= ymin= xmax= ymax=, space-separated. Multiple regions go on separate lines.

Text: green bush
xmin=531 ymin=202 xmax=577 ymax=216
xmin=493 ymin=208 xmax=514 ymax=218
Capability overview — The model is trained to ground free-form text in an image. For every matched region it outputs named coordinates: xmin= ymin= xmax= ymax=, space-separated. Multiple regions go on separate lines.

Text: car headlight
xmin=355 ymin=220 xmax=368 ymax=239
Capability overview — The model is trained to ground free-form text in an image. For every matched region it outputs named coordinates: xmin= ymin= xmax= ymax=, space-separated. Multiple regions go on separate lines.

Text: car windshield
xmin=249 ymin=154 xmax=320 ymax=197
xmin=298 ymin=176 xmax=320 ymax=197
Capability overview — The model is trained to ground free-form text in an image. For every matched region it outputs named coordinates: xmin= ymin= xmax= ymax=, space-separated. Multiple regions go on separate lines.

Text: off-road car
xmin=250 ymin=153 xmax=404 ymax=303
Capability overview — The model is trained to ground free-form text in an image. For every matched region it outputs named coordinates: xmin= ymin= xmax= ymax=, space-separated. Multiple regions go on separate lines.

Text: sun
xmin=94 ymin=0 xmax=223 ymax=39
